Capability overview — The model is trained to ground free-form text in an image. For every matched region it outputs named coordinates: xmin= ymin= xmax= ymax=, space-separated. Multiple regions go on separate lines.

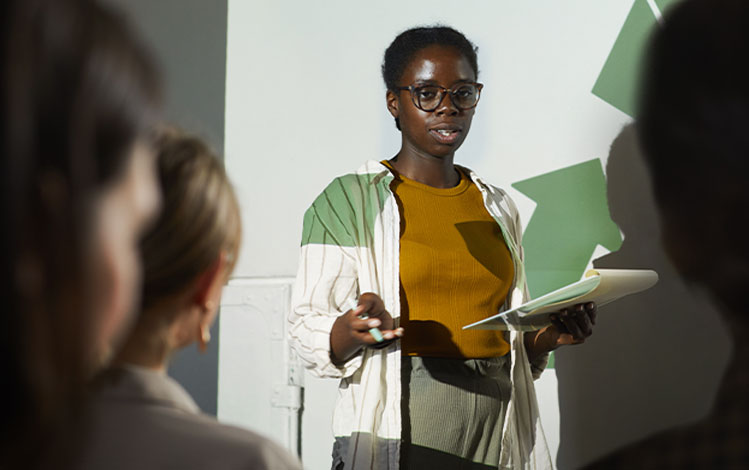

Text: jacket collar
xmin=92 ymin=364 xmax=200 ymax=414
xmin=358 ymin=160 xmax=394 ymax=187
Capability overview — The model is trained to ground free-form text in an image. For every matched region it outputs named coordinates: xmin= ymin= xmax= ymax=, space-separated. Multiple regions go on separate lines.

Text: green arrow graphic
xmin=592 ymin=0 xmax=681 ymax=116
xmin=512 ymin=159 xmax=622 ymax=299
xmin=523 ymin=1 xmax=681 ymax=369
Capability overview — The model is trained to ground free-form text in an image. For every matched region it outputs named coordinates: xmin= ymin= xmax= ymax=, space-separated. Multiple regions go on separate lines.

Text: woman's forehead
xmin=403 ymin=45 xmax=475 ymax=83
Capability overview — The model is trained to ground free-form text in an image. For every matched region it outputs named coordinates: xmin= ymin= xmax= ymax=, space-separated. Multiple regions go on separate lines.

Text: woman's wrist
xmin=329 ymin=314 xmax=362 ymax=365
xmin=524 ymin=328 xmax=557 ymax=363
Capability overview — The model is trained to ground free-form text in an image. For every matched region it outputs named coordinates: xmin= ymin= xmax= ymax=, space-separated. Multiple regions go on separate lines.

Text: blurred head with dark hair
xmin=0 ymin=0 xmax=161 ymax=465
xmin=638 ymin=0 xmax=749 ymax=331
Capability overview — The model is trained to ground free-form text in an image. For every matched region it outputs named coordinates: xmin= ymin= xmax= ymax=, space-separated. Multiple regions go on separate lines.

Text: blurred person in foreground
xmin=586 ymin=0 xmax=749 ymax=468
xmin=0 ymin=0 xmax=161 ymax=467
xmin=77 ymin=129 xmax=302 ymax=470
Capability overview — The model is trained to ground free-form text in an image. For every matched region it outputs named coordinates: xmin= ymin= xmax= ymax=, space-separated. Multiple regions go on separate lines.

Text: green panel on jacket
xmin=301 ymin=172 xmax=392 ymax=248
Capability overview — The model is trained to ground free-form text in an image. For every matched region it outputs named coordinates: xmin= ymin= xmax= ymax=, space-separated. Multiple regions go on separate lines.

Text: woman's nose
xmin=435 ymin=94 xmax=459 ymax=116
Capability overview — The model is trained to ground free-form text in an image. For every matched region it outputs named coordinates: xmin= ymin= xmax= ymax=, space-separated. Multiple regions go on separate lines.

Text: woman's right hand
xmin=329 ymin=292 xmax=404 ymax=365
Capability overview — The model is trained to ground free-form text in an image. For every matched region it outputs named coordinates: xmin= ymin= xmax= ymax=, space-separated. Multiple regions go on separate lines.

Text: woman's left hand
xmin=524 ymin=302 xmax=597 ymax=361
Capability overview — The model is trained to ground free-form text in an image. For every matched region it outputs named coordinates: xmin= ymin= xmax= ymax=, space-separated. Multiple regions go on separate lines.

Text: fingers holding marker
xmin=359 ymin=316 xmax=404 ymax=344
xmin=361 ymin=318 xmax=385 ymax=343
xmin=347 ymin=301 xmax=383 ymax=343
xmin=346 ymin=295 xmax=403 ymax=345
xmin=381 ymin=328 xmax=404 ymax=341
xmin=359 ymin=318 xmax=404 ymax=345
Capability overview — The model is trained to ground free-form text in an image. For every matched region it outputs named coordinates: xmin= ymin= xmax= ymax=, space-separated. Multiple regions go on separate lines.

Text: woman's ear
xmin=192 ymin=251 xmax=228 ymax=308
xmin=192 ymin=252 xmax=228 ymax=353
xmin=386 ymin=90 xmax=399 ymax=119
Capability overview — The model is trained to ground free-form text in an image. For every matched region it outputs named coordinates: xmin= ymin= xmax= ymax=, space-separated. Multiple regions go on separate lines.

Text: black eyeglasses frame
xmin=395 ymin=82 xmax=484 ymax=112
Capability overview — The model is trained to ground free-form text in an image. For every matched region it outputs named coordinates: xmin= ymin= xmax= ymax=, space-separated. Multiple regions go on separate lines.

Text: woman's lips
xmin=429 ymin=128 xmax=461 ymax=144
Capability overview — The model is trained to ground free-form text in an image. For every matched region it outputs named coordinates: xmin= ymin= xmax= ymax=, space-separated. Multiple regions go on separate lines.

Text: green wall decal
xmin=514 ymin=159 xmax=623 ymax=370
xmin=592 ymin=0 xmax=657 ymax=116
xmin=547 ymin=351 xmax=555 ymax=369
xmin=592 ymin=0 xmax=681 ymax=116
xmin=512 ymin=159 xmax=622 ymax=299
xmin=655 ymin=0 xmax=681 ymax=11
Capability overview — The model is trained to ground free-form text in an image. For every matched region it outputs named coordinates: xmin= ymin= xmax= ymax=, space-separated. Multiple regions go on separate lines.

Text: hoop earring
xmin=198 ymin=324 xmax=211 ymax=353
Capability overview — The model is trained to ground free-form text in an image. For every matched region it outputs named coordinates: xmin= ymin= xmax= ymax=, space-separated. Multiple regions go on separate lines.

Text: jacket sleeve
xmin=288 ymin=201 xmax=364 ymax=379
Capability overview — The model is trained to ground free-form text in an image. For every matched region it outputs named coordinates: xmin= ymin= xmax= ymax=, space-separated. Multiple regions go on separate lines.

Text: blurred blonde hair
xmin=140 ymin=128 xmax=241 ymax=311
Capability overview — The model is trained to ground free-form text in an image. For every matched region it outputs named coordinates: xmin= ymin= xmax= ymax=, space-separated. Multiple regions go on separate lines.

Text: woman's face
xmin=388 ymin=45 xmax=478 ymax=159
xmin=90 ymin=139 xmax=161 ymax=365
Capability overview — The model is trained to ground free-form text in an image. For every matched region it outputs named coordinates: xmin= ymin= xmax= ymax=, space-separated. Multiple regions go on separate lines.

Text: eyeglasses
xmin=395 ymin=82 xmax=484 ymax=112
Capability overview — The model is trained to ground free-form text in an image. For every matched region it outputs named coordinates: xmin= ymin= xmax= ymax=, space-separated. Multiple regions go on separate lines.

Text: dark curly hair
xmin=382 ymin=25 xmax=478 ymax=130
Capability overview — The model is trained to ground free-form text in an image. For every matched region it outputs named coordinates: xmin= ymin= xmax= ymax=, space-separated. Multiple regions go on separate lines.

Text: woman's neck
xmin=114 ymin=330 xmax=171 ymax=372
xmin=113 ymin=308 xmax=180 ymax=372
xmin=390 ymin=149 xmax=460 ymax=188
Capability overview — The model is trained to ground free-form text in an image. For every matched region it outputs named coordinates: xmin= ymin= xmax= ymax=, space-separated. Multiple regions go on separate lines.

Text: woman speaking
xmin=289 ymin=26 xmax=596 ymax=470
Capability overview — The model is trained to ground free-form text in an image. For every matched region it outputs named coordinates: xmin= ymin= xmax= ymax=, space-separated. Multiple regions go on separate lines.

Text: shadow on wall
xmin=554 ymin=124 xmax=732 ymax=469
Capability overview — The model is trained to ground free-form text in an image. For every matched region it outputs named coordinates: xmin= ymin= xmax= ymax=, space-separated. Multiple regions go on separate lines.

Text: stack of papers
xmin=463 ymin=268 xmax=659 ymax=331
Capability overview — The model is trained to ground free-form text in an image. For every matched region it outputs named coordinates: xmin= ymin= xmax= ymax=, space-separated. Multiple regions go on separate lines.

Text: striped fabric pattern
xmin=289 ymin=160 xmax=552 ymax=470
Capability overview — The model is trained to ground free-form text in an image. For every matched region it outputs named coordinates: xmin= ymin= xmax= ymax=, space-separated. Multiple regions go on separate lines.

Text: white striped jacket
xmin=289 ymin=160 xmax=552 ymax=470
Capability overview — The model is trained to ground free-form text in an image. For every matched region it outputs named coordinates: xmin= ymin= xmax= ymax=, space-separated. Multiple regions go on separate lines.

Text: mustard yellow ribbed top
xmin=383 ymin=161 xmax=513 ymax=358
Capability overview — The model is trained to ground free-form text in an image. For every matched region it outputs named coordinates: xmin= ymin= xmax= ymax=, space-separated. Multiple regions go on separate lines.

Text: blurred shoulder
xmin=81 ymin=369 xmax=302 ymax=470
xmin=176 ymin=413 xmax=303 ymax=470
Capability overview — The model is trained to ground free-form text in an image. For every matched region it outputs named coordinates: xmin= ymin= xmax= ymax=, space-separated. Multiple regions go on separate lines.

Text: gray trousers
xmin=400 ymin=355 xmax=512 ymax=470
xmin=331 ymin=355 xmax=511 ymax=470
